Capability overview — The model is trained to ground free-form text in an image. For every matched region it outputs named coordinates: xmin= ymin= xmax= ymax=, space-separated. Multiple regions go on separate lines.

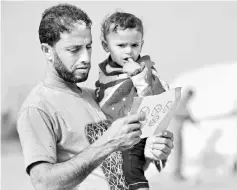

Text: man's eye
xmin=118 ymin=44 xmax=126 ymax=47
xmin=132 ymin=44 xmax=139 ymax=47
xmin=69 ymin=49 xmax=79 ymax=53
xmin=86 ymin=45 xmax=92 ymax=49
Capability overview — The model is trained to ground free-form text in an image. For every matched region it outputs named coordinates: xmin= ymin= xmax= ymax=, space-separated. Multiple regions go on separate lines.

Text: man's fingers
xmin=162 ymin=138 xmax=174 ymax=149
xmin=153 ymin=144 xmax=171 ymax=154
xmin=124 ymin=136 xmax=141 ymax=150
xmin=151 ymin=150 xmax=167 ymax=160
xmin=127 ymin=123 xmax=142 ymax=132
xmin=155 ymin=130 xmax=174 ymax=140
xmin=153 ymin=137 xmax=174 ymax=149
xmin=123 ymin=114 xmax=145 ymax=124
xmin=133 ymin=136 xmax=141 ymax=145
xmin=129 ymin=129 xmax=142 ymax=139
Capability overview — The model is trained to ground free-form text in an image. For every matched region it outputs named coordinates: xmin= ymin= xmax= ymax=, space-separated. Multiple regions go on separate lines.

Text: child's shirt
xmin=95 ymin=55 xmax=169 ymax=122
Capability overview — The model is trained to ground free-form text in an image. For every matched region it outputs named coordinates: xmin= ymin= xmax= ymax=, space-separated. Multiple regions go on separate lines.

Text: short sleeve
xmin=17 ymin=107 xmax=57 ymax=174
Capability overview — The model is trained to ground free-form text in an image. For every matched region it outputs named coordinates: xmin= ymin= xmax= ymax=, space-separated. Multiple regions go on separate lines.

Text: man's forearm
xmin=31 ymin=139 xmax=117 ymax=190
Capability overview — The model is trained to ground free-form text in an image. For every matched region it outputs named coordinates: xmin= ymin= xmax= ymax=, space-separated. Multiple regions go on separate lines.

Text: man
xmin=169 ymin=88 xmax=196 ymax=181
xmin=17 ymin=4 xmax=174 ymax=190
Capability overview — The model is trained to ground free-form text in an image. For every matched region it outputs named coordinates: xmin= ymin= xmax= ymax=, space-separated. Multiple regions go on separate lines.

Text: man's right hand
xmin=96 ymin=114 xmax=145 ymax=151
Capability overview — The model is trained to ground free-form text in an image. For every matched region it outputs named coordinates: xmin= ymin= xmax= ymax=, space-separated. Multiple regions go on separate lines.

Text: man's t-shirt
xmin=17 ymin=81 xmax=110 ymax=190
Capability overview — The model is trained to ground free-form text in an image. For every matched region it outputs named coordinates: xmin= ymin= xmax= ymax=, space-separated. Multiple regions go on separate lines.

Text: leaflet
xmin=130 ymin=87 xmax=181 ymax=137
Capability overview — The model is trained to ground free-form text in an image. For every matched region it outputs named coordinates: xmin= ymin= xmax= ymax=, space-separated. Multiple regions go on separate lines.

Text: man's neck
xmin=44 ymin=65 xmax=81 ymax=93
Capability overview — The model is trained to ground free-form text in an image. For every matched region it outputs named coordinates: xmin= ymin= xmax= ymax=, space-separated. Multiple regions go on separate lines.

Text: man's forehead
xmin=74 ymin=20 xmax=88 ymax=30
xmin=59 ymin=23 xmax=92 ymax=46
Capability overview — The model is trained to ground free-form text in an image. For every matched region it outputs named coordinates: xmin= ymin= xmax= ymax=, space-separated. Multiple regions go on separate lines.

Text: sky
xmin=2 ymin=1 xmax=237 ymax=113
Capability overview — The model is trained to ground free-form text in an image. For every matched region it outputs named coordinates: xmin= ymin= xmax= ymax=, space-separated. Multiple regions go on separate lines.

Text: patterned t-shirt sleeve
xmin=17 ymin=107 xmax=57 ymax=174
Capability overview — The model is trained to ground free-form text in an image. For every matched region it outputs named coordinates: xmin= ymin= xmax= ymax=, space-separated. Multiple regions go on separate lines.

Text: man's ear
xmin=101 ymin=40 xmax=109 ymax=53
xmin=41 ymin=43 xmax=54 ymax=62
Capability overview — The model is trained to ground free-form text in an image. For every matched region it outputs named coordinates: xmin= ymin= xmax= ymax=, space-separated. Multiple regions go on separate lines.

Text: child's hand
xmin=122 ymin=58 xmax=145 ymax=76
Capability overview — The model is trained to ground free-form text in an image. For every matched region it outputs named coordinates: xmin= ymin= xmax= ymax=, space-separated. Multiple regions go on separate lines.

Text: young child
xmin=95 ymin=12 xmax=169 ymax=190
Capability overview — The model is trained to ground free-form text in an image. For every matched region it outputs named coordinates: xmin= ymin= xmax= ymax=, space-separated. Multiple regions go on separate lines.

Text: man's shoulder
xmin=18 ymin=83 xmax=56 ymax=117
xmin=81 ymin=86 xmax=93 ymax=95
xmin=81 ymin=87 xmax=97 ymax=101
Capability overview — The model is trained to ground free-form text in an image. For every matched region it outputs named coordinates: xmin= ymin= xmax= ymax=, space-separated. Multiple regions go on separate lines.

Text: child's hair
xmin=101 ymin=11 xmax=144 ymax=42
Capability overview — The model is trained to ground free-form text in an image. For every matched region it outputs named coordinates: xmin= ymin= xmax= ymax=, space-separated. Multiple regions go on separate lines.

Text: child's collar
xmin=107 ymin=56 xmax=123 ymax=68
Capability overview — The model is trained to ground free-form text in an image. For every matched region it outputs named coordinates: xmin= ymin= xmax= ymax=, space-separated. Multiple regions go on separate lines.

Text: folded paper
xmin=130 ymin=87 xmax=182 ymax=137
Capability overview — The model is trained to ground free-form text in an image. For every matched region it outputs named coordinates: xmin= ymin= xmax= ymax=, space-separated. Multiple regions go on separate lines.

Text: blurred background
xmin=1 ymin=1 xmax=237 ymax=189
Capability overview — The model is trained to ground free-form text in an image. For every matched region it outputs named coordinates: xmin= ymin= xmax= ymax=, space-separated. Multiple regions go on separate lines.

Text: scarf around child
xmin=95 ymin=55 xmax=168 ymax=122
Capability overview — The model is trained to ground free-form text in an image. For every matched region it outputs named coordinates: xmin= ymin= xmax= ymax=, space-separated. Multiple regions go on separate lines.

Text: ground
xmin=2 ymin=140 xmax=237 ymax=190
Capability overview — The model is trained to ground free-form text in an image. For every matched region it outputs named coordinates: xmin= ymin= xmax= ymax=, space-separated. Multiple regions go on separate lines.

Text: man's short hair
xmin=101 ymin=11 xmax=144 ymax=42
xmin=39 ymin=4 xmax=92 ymax=47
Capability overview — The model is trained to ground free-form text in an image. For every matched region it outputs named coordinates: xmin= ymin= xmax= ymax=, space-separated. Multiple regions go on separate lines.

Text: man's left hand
xmin=144 ymin=130 xmax=174 ymax=161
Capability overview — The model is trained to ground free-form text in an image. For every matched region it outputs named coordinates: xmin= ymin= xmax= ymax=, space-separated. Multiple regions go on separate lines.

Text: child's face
xmin=104 ymin=28 xmax=143 ymax=67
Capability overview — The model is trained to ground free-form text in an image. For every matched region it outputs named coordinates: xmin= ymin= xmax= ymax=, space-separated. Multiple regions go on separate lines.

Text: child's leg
xmin=122 ymin=138 xmax=149 ymax=190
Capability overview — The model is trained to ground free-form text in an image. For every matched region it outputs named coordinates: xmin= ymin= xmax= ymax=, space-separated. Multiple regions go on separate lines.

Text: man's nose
xmin=80 ymin=48 xmax=91 ymax=64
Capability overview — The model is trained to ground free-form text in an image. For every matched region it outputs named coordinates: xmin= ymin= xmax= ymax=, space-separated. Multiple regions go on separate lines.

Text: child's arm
xmin=121 ymin=56 xmax=153 ymax=96
xmin=130 ymin=65 xmax=154 ymax=96
xmin=128 ymin=55 xmax=169 ymax=96
xmin=151 ymin=69 xmax=170 ymax=94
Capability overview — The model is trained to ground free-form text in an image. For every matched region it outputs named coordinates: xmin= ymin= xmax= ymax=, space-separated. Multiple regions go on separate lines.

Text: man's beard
xmin=53 ymin=53 xmax=89 ymax=83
